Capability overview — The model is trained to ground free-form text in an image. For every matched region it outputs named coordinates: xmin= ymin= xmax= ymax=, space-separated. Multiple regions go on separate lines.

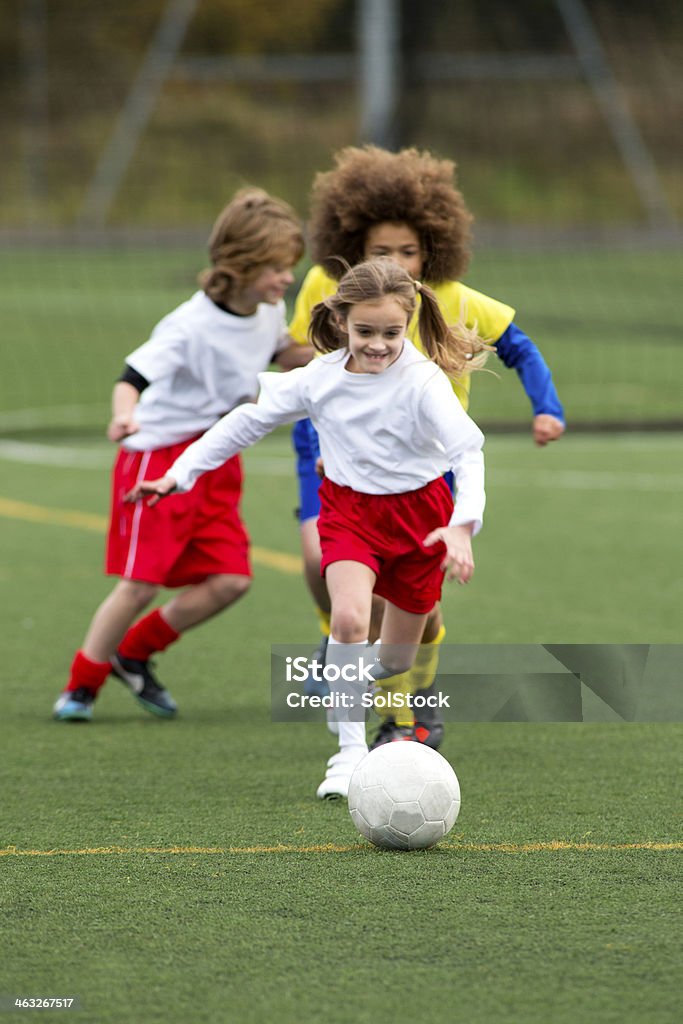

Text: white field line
xmin=0 ymin=439 xmax=681 ymax=491
xmin=0 ymin=441 xmax=295 ymax=473
xmin=0 ymin=404 xmax=106 ymax=430
xmin=492 ymin=467 xmax=683 ymax=491
xmin=0 ymin=440 xmax=113 ymax=468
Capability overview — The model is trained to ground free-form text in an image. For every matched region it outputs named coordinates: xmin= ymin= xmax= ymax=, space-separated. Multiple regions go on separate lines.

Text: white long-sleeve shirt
xmin=170 ymin=339 xmax=486 ymax=531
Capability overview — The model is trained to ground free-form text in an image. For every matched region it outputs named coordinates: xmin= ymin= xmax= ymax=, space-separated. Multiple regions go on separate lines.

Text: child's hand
xmin=107 ymin=414 xmax=139 ymax=442
xmin=125 ymin=476 xmax=177 ymax=506
xmin=315 ymin=456 xmax=325 ymax=479
xmin=423 ymin=524 xmax=475 ymax=584
xmin=533 ymin=414 xmax=564 ymax=446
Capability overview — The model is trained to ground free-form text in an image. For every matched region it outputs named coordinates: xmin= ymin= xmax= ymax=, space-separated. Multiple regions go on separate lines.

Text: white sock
xmin=327 ymin=635 xmax=368 ymax=751
xmin=337 ymin=720 xmax=367 ymax=749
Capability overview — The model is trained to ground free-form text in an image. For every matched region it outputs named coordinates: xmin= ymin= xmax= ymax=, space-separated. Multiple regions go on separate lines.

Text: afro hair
xmin=307 ymin=146 xmax=473 ymax=284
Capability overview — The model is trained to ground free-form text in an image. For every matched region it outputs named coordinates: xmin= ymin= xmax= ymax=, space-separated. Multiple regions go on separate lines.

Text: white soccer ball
xmin=348 ymin=741 xmax=461 ymax=850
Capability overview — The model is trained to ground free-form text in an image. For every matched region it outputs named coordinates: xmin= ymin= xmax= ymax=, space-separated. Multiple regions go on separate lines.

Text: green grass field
xmin=1 ymin=243 xmax=682 ymax=436
xmin=1 ymin=427 xmax=681 ymax=1024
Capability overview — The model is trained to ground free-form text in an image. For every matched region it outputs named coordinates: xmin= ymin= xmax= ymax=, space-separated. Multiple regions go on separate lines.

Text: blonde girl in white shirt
xmin=127 ymin=258 xmax=490 ymax=797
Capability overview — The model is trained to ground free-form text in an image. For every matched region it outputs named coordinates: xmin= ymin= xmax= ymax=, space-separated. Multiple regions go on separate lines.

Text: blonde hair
xmin=308 ymin=258 xmax=490 ymax=381
xmin=199 ymin=188 xmax=304 ymax=304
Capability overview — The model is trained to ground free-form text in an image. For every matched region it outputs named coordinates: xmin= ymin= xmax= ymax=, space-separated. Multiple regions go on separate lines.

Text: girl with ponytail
xmin=126 ymin=257 xmax=489 ymax=800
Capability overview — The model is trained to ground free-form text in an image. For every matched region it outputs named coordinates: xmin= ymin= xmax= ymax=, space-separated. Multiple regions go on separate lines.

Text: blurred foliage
xmin=187 ymin=0 xmax=349 ymax=53
xmin=0 ymin=0 xmax=681 ymax=227
xmin=402 ymin=0 xmax=683 ymax=51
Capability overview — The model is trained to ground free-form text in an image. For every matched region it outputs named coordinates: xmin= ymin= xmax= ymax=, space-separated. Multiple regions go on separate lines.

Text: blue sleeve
xmin=493 ymin=322 xmax=564 ymax=422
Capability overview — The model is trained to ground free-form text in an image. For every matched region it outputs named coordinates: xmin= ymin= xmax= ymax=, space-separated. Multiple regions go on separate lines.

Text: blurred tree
xmin=37 ymin=0 xmax=347 ymax=66
xmin=1 ymin=0 xmax=680 ymax=226
xmin=187 ymin=0 xmax=347 ymax=54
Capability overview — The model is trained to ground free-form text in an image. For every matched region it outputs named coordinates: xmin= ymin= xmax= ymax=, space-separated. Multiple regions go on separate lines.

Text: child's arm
xmin=126 ymin=368 xmax=309 ymax=503
xmin=110 ymin=321 xmax=187 ymax=443
xmin=420 ymin=373 xmax=486 ymax=531
xmin=493 ymin=322 xmax=565 ymax=445
xmin=422 ymin=447 xmax=484 ymax=584
xmin=107 ymin=381 xmax=141 ymax=442
xmin=419 ymin=373 xmax=486 ymax=584
xmin=272 ymin=340 xmax=316 ymax=370
xmin=424 ymin=522 xmax=475 ymax=584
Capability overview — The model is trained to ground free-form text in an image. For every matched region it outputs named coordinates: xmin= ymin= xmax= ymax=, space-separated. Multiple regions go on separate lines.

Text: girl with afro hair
xmin=288 ymin=146 xmax=565 ymax=750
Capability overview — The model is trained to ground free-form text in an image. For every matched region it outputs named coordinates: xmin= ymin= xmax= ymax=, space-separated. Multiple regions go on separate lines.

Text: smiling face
xmin=363 ymin=222 xmax=425 ymax=280
xmin=341 ymin=295 xmax=408 ymax=374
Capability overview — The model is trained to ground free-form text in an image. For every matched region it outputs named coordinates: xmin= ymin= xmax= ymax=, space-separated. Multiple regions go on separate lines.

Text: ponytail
xmin=308 ymin=301 xmax=345 ymax=354
xmin=415 ymin=284 xmax=491 ymax=381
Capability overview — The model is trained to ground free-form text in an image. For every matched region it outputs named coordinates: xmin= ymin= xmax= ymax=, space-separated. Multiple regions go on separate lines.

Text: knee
xmin=330 ymin=607 xmax=368 ymax=644
xmin=116 ymin=579 xmax=159 ymax=611
xmin=208 ymin=574 xmax=251 ymax=607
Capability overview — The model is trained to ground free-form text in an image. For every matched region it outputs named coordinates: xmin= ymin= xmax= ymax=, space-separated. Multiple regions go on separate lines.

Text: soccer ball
xmin=348 ymin=742 xmax=461 ymax=850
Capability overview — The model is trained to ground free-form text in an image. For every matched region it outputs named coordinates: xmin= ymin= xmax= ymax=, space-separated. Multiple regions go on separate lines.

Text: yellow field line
xmin=0 ymin=496 xmax=301 ymax=575
xmin=1 ymin=841 xmax=680 ymax=858
xmin=250 ymin=547 xmax=302 ymax=576
xmin=0 ymin=496 xmax=108 ymax=532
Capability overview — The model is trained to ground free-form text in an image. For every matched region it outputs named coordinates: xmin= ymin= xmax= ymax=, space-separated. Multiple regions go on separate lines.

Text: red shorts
xmin=106 ymin=438 xmax=250 ymax=587
xmin=317 ymin=477 xmax=454 ymax=615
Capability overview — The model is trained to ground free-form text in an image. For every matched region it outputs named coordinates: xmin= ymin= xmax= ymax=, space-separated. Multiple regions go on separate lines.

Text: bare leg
xmin=364 ymin=602 xmax=431 ymax=743
xmin=368 ymin=595 xmax=386 ymax=642
xmin=82 ymin=573 xmax=250 ymax=661
xmin=300 ymin=517 xmax=330 ymax=615
xmin=325 ymin=560 xmax=376 ymax=642
xmin=377 ymin=602 xmax=429 ymax=675
xmin=369 ymin=601 xmax=446 ymax=747
xmin=369 ymin=599 xmax=440 ymax=644
xmin=61 ymin=573 xmax=250 ymax=721
xmin=161 ymin=574 xmax=251 ymax=633
xmin=422 ymin=603 xmax=443 ymax=643
xmin=82 ymin=579 xmax=159 ymax=663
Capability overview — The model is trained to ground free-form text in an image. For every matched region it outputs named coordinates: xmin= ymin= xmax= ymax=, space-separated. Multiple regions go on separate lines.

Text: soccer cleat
xmin=411 ymin=678 xmax=445 ymax=749
xmin=413 ymin=720 xmax=445 ymax=750
xmin=302 ymin=635 xmax=330 ymax=698
xmin=110 ymin=653 xmax=177 ymax=718
xmin=53 ymin=687 xmax=95 ymax=722
xmin=369 ymin=719 xmax=415 ymax=749
xmin=316 ymin=744 xmax=367 ymax=800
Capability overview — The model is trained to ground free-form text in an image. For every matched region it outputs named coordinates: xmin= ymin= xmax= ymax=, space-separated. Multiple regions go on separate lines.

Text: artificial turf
xmin=1 ymin=432 xmax=680 ymax=1023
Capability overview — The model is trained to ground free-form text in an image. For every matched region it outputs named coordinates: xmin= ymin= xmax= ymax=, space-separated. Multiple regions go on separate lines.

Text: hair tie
xmin=414 ymin=280 xmax=422 ymax=293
